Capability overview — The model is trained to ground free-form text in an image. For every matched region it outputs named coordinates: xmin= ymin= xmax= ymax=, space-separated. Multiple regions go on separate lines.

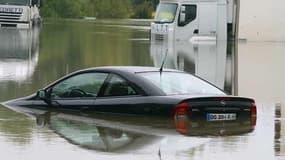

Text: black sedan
xmin=4 ymin=66 xmax=257 ymax=126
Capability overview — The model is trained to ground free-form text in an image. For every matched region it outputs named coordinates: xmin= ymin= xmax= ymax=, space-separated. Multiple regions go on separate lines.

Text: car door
xmin=48 ymin=72 xmax=109 ymax=110
xmin=93 ymin=73 xmax=146 ymax=114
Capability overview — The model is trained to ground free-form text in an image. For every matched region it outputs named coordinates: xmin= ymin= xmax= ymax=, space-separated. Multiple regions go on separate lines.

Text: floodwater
xmin=0 ymin=20 xmax=285 ymax=159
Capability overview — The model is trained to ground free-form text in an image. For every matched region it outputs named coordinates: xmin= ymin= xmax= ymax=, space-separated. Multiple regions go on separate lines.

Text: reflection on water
xmin=275 ymin=104 xmax=281 ymax=155
xmin=0 ymin=20 xmax=284 ymax=159
xmin=46 ymin=113 xmax=160 ymax=152
xmin=0 ymin=105 xmax=34 ymax=144
xmin=274 ymin=103 xmax=285 ymax=157
xmin=150 ymin=39 xmax=237 ymax=95
xmin=0 ymin=27 xmax=40 ymax=82
xmin=0 ymin=21 xmax=152 ymax=102
xmin=1 ymin=104 xmax=254 ymax=156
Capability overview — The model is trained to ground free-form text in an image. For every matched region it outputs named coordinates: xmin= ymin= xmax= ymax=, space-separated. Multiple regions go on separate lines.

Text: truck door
xmin=175 ymin=4 xmax=198 ymax=41
xmin=198 ymin=2 xmax=217 ymax=36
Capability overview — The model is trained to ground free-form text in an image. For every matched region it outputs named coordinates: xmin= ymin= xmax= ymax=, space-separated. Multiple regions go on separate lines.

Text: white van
xmin=151 ymin=0 xmax=239 ymax=42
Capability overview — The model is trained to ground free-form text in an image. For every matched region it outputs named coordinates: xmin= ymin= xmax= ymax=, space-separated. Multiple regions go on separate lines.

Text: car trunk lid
xmin=174 ymin=96 xmax=256 ymax=134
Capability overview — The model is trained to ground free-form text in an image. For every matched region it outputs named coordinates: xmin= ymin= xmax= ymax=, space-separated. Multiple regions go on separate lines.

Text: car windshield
xmin=138 ymin=72 xmax=225 ymax=95
xmin=0 ymin=0 xmax=29 ymax=6
xmin=154 ymin=3 xmax=178 ymax=23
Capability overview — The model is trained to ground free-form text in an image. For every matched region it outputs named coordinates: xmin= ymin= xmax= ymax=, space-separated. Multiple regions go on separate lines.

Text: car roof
xmin=83 ymin=66 xmax=183 ymax=74
xmin=42 ymin=66 xmax=185 ymax=96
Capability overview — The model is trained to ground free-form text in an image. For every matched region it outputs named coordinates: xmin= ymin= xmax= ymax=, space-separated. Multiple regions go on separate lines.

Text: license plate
xmin=207 ymin=113 xmax=237 ymax=121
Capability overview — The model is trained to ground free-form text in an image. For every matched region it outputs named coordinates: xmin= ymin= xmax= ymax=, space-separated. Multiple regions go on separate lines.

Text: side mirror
xmin=37 ymin=90 xmax=50 ymax=104
xmin=179 ymin=6 xmax=186 ymax=24
xmin=37 ymin=90 xmax=46 ymax=99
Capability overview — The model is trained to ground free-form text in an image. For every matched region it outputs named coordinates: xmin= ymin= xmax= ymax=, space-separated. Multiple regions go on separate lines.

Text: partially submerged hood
xmin=2 ymin=94 xmax=36 ymax=107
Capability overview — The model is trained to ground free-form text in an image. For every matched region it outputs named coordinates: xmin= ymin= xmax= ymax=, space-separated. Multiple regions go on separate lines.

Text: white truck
xmin=151 ymin=0 xmax=239 ymax=41
xmin=0 ymin=0 xmax=41 ymax=28
xmin=0 ymin=27 xmax=40 ymax=82
xmin=150 ymin=40 xmax=237 ymax=95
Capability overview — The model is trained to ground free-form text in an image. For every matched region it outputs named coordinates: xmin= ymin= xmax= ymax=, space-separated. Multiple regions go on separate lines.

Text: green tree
xmin=41 ymin=0 xmax=85 ymax=18
xmin=132 ymin=1 xmax=154 ymax=19
xmin=86 ymin=0 xmax=133 ymax=18
xmin=41 ymin=0 xmax=133 ymax=19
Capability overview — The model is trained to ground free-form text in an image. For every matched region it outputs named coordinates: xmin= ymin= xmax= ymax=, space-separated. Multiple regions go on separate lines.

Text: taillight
xmin=251 ymin=102 xmax=257 ymax=128
xmin=174 ymin=102 xmax=191 ymax=134
xmin=175 ymin=102 xmax=191 ymax=116
xmin=251 ymin=102 xmax=257 ymax=117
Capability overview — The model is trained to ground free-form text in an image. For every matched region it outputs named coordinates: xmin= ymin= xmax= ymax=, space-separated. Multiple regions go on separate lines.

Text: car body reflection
xmin=44 ymin=113 xmax=161 ymax=152
xmin=2 ymin=104 xmax=255 ymax=153
xmin=175 ymin=113 xmax=255 ymax=136
xmin=0 ymin=27 xmax=40 ymax=82
xmin=150 ymin=40 xmax=238 ymax=95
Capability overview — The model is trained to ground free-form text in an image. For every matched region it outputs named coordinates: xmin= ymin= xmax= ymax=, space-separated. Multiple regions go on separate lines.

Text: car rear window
xmin=138 ymin=72 xmax=225 ymax=95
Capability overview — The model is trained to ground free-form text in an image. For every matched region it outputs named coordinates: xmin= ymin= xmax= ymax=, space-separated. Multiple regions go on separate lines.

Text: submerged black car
xmin=4 ymin=66 xmax=257 ymax=126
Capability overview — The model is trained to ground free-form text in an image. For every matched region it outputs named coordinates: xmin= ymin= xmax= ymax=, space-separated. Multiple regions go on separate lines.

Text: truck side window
xmin=179 ymin=5 xmax=197 ymax=26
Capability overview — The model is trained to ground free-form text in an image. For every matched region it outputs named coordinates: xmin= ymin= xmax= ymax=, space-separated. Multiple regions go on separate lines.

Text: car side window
xmin=178 ymin=5 xmax=197 ymax=26
xmin=102 ymin=74 xmax=138 ymax=97
xmin=51 ymin=72 xmax=108 ymax=99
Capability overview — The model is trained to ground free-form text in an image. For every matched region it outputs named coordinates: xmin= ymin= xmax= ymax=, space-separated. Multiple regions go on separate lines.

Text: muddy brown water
xmin=0 ymin=20 xmax=285 ymax=159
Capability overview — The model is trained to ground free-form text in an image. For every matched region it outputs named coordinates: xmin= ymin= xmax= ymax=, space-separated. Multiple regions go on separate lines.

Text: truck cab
xmin=0 ymin=0 xmax=41 ymax=28
xmin=151 ymin=0 xmax=239 ymax=42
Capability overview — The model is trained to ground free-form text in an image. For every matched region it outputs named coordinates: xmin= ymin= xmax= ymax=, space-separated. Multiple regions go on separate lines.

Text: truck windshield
xmin=0 ymin=0 xmax=29 ymax=6
xmin=138 ymin=72 xmax=225 ymax=95
xmin=154 ymin=3 xmax=178 ymax=23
